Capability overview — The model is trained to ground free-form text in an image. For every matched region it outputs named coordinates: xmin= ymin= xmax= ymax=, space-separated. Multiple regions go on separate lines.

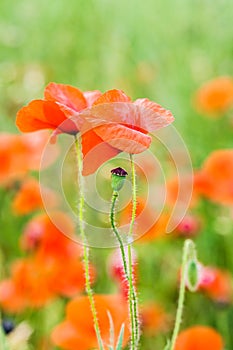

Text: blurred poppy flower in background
xmin=194 ymin=149 xmax=233 ymax=205
xmin=0 ymin=131 xmax=53 ymax=185
xmin=194 ymin=76 xmax=233 ymax=116
xmin=175 ymin=325 xmax=224 ymax=350
xmin=51 ymin=294 xmax=130 ymax=350
xmin=140 ymin=302 xmax=169 ymax=335
xmin=199 ymin=265 xmax=232 ymax=304
xmin=175 ymin=214 xmax=201 ymax=238
xmin=20 ymin=212 xmax=80 ymax=258
xmin=0 ymin=254 xmax=91 ymax=312
xmin=120 ymin=197 xmax=169 ymax=242
xmin=12 ymin=177 xmax=57 ymax=215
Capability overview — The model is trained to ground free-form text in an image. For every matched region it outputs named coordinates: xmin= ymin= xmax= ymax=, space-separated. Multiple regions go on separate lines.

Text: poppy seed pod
xmin=111 ymin=167 xmax=128 ymax=192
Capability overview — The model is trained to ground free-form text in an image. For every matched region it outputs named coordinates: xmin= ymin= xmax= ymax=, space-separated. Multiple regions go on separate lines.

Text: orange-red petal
xmin=175 ymin=326 xmax=224 ymax=350
xmin=92 ymin=123 xmax=152 ymax=154
xmin=80 ymin=101 xmax=174 ymax=135
xmin=83 ymin=90 xmax=102 ymax=106
xmin=93 ymin=89 xmax=131 ymax=105
xmin=44 ymin=82 xmax=87 ymax=111
xmin=81 ymin=129 xmax=120 ymax=175
xmin=51 ymin=321 xmax=94 ymax=350
xmin=16 ymin=99 xmax=56 ymax=132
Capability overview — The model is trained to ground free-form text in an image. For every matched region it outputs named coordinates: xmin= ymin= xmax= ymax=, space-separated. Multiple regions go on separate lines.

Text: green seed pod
xmin=111 ymin=167 xmax=128 ymax=192
xmin=186 ymin=259 xmax=200 ymax=292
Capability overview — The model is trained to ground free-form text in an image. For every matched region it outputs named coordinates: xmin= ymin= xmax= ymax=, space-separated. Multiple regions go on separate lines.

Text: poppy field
xmin=0 ymin=1 xmax=233 ymax=349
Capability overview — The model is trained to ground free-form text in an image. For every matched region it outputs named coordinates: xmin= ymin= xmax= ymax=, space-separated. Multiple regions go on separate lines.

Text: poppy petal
xmin=42 ymin=101 xmax=78 ymax=134
xmin=44 ymin=82 xmax=87 ymax=112
xmin=16 ymin=100 xmax=55 ymax=132
xmin=83 ymin=90 xmax=102 ymax=106
xmin=175 ymin=326 xmax=224 ymax=350
xmin=134 ymin=98 xmax=175 ymax=129
xmin=80 ymin=102 xmax=174 ymax=134
xmin=92 ymin=124 xmax=152 ymax=154
xmin=51 ymin=321 xmax=93 ymax=350
xmin=81 ymin=129 xmax=120 ymax=175
xmin=93 ymin=89 xmax=131 ymax=105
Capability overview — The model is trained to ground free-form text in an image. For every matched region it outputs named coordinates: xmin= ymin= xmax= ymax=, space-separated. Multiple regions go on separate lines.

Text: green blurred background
xmin=0 ymin=0 xmax=233 ymax=349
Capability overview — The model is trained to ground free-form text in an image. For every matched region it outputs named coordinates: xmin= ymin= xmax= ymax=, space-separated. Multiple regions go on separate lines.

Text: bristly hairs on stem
xmin=110 ymin=190 xmax=136 ymax=349
xmin=128 ymin=154 xmax=140 ymax=348
xmin=74 ymin=135 xmax=104 ymax=350
xmin=109 ymin=157 xmax=140 ymax=349
xmin=169 ymin=239 xmax=197 ymax=350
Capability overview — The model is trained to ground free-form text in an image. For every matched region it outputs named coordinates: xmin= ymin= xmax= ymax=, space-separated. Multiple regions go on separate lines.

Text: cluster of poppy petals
xmin=0 ymin=213 xmax=94 ymax=312
xmin=51 ymin=294 xmax=130 ymax=350
xmin=0 ymin=130 xmax=54 ymax=185
xmin=16 ymin=82 xmax=174 ymax=175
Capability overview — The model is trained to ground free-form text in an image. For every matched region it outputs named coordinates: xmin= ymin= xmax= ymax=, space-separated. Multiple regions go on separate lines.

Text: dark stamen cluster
xmin=111 ymin=167 xmax=128 ymax=177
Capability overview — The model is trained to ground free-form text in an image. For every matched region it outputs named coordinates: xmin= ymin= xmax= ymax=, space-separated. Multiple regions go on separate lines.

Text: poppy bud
xmin=111 ymin=167 xmax=128 ymax=192
xmin=186 ymin=259 xmax=200 ymax=292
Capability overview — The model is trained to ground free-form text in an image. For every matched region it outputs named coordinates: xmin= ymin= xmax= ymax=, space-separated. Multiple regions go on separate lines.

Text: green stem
xmin=169 ymin=239 xmax=196 ymax=350
xmin=110 ymin=190 xmax=136 ymax=350
xmin=128 ymin=154 xmax=140 ymax=347
xmin=74 ymin=135 xmax=103 ymax=350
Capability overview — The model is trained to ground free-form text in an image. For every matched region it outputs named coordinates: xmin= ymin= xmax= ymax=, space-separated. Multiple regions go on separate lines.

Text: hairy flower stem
xmin=110 ymin=190 xmax=136 ymax=349
xmin=74 ymin=135 xmax=103 ymax=350
xmin=109 ymin=155 xmax=140 ymax=350
xmin=169 ymin=239 xmax=196 ymax=350
xmin=128 ymin=154 xmax=140 ymax=347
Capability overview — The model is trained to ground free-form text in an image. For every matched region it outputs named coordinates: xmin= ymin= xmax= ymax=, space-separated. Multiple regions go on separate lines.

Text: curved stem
xmin=74 ymin=135 xmax=103 ymax=350
xmin=128 ymin=154 xmax=140 ymax=347
xmin=170 ymin=239 xmax=196 ymax=350
xmin=110 ymin=190 xmax=135 ymax=349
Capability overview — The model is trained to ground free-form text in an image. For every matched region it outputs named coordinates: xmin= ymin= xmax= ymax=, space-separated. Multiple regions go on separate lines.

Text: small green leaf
xmin=115 ymin=323 xmax=125 ymax=350
xmin=107 ymin=310 xmax=115 ymax=349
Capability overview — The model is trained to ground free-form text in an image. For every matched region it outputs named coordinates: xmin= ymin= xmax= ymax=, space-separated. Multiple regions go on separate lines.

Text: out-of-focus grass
xmin=0 ymin=0 xmax=233 ymax=349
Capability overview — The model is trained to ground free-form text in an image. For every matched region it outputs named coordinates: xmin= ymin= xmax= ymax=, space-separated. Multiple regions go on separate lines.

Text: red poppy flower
xmin=0 ymin=250 xmax=92 ymax=312
xmin=51 ymin=294 xmax=130 ymax=350
xmin=194 ymin=76 xmax=233 ymax=116
xmin=0 ymin=131 xmax=53 ymax=185
xmin=120 ymin=197 xmax=169 ymax=242
xmin=16 ymin=83 xmax=97 ymax=135
xmin=199 ymin=266 xmax=232 ymax=303
xmin=194 ymin=149 xmax=233 ymax=205
xmin=20 ymin=212 xmax=81 ymax=258
xmin=12 ymin=178 xmax=57 ymax=215
xmin=175 ymin=326 xmax=224 ymax=350
xmin=16 ymin=84 xmax=174 ymax=175
xmin=140 ymin=302 xmax=168 ymax=335
xmin=79 ymin=89 xmax=174 ymax=170
xmin=175 ymin=214 xmax=201 ymax=238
